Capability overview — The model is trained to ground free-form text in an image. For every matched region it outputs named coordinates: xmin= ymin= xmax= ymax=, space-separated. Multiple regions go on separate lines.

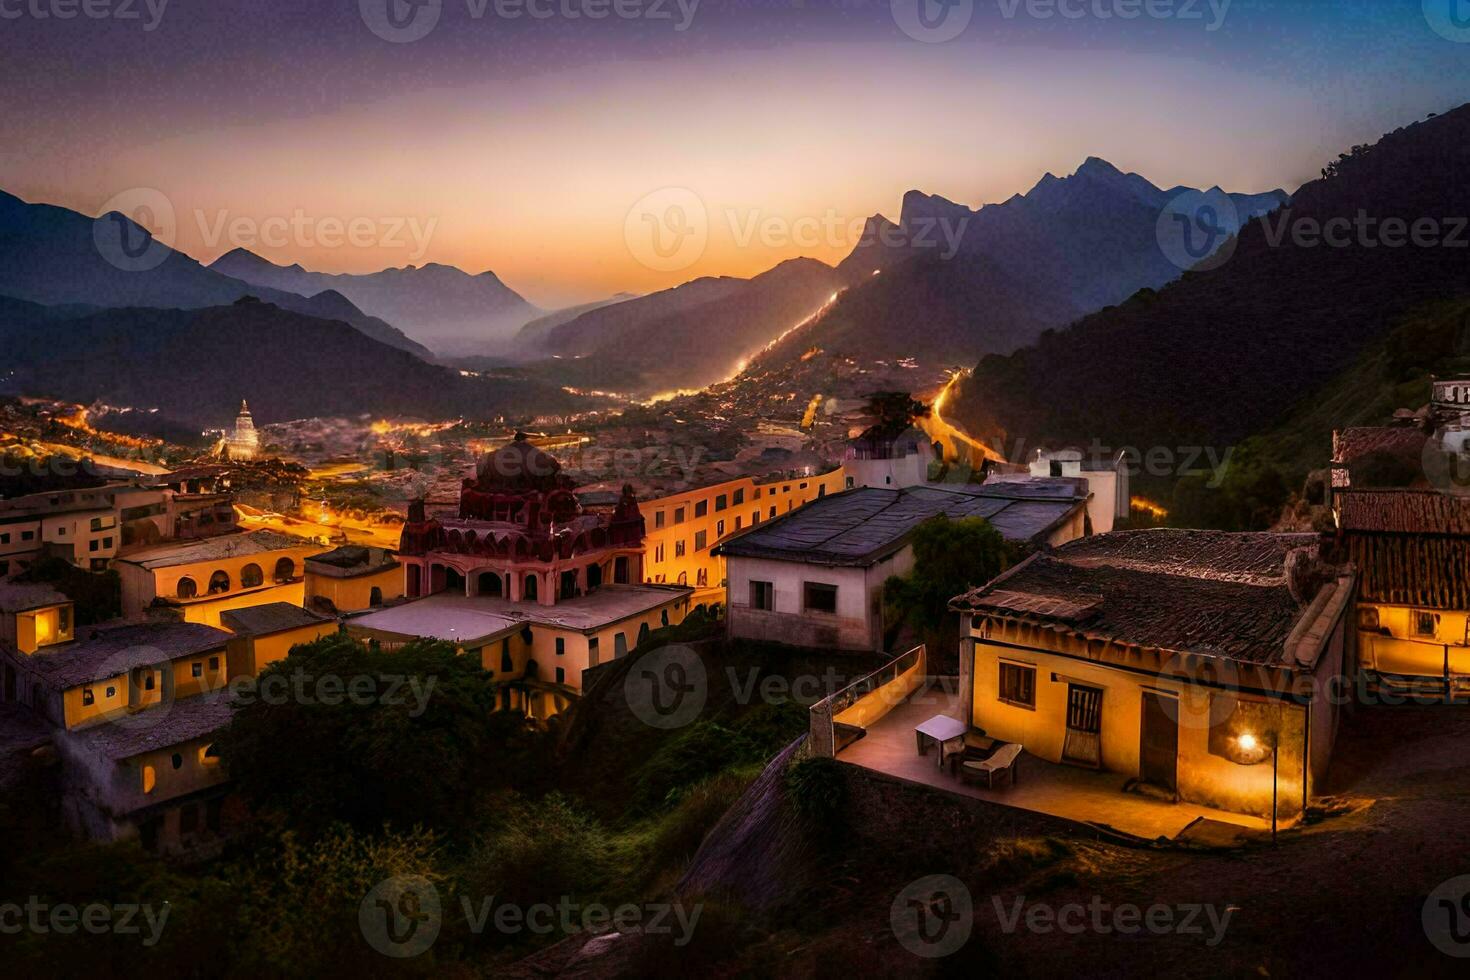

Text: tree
xmin=882 ymin=515 xmax=1010 ymax=670
xmin=863 ymin=390 xmax=931 ymax=436
xmin=215 ymin=633 xmax=549 ymax=838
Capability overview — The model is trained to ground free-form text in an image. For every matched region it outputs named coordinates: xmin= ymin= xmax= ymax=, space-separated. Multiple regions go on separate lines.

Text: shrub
xmin=784 ymin=756 xmax=846 ymax=823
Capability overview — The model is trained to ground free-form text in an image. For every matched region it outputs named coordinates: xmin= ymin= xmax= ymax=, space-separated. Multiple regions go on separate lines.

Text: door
xmin=1139 ymin=691 xmax=1179 ymax=795
xmin=1061 ymin=684 xmax=1103 ymax=767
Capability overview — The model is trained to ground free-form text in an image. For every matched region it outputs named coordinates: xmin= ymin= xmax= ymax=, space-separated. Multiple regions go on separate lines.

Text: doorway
xmin=1061 ymin=683 xmax=1103 ymax=768
xmin=1139 ymin=690 xmax=1179 ymax=796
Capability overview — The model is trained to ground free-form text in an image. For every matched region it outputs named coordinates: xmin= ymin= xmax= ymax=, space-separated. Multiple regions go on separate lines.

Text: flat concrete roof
xmin=346 ymin=584 xmax=693 ymax=645
xmin=116 ymin=530 xmax=315 ymax=570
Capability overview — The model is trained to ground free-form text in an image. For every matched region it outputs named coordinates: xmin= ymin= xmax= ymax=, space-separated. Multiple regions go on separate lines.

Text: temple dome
xmin=475 ymin=432 xmax=565 ymax=491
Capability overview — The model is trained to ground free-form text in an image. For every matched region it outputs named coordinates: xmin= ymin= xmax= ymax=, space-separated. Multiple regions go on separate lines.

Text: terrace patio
xmin=833 ymin=679 xmax=1271 ymax=843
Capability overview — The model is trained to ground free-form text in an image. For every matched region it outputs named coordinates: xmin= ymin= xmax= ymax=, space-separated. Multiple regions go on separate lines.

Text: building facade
xmin=951 ymin=530 xmax=1354 ymax=825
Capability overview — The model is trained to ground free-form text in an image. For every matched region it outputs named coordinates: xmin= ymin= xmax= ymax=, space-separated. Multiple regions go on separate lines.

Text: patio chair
xmin=946 ymin=731 xmax=1000 ymax=776
xmin=959 ymin=742 xmax=1023 ymax=789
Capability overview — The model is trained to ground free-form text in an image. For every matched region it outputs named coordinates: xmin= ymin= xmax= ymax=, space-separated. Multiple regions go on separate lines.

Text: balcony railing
xmin=808 ymin=644 xmax=926 ymax=758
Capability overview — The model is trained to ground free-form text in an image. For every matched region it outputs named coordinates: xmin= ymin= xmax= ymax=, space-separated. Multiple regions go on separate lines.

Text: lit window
xmin=82 ymin=687 xmax=95 ymax=706
xmin=141 ymin=765 xmax=156 ymax=793
xmin=1414 ymin=611 xmax=1438 ymax=638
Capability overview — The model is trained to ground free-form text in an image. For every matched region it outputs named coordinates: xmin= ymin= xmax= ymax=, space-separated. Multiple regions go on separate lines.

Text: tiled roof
xmin=1332 ymin=426 xmax=1427 ymax=466
xmin=1336 ymin=489 xmax=1470 ymax=535
xmin=71 ymin=690 xmax=233 ymax=761
xmin=0 ymin=582 xmax=70 ymax=614
xmin=220 ymin=602 xmax=332 ymax=637
xmin=22 ymin=622 xmax=230 ymax=689
xmin=950 ymin=530 xmax=1337 ymax=666
xmin=717 ymin=483 xmax=1087 ymax=567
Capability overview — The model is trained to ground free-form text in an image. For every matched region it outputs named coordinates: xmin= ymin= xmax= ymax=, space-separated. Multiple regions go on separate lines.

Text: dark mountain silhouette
xmin=511 ymin=292 xmax=639 ymax=356
xmin=533 ymin=258 xmax=845 ymax=395
xmin=211 ymin=247 xmax=540 ymax=354
xmin=0 ymin=295 xmax=581 ymax=430
xmin=747 ymin=159 xmax=1287 ymax=382
xmin=0 ymin=190 xmax=432 ymax=359
xmin=948 ymin=104 xmax=1470 ymax=463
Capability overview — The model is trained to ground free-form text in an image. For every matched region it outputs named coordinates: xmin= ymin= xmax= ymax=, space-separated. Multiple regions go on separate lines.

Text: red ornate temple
xmin=398 ymin=433 xmax=646 ymax=603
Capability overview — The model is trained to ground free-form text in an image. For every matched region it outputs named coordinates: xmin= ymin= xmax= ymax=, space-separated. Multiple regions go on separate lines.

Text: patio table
xmin=914 ymin=714 xmax=969 ymax=769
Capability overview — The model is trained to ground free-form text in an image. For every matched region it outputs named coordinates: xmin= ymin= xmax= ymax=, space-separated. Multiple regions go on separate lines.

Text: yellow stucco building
xmin=641 ymin=467 xmax=847 ymax=606
xmin=951 ymin=530 xmax=1355 ymax=826
xmin=304 ymin=544 xmax=402 ymax=613
xmin=222 ymin=602 xmax=338 ymax=677
xmin=114 ymin=529 xmax=321 ymax=628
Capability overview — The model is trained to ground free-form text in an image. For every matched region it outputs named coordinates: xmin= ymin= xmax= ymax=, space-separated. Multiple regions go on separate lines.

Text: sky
xmin=2 ymin=0 xmax=1468 ymax=307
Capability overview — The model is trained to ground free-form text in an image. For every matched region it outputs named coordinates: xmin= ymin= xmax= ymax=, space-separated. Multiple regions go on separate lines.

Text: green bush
xmin=784 ymin=756 xmax=846 ymax=823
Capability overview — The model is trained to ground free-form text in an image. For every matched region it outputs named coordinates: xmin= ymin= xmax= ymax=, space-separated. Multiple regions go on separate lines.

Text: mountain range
xmin=522 ymin=258 xmax=847 ymax=396
xmin=947 ymin=104 xmax=1470 ymax=488
xmin=0 ymin=190 xmax=433 ymax=360
xmin=739 ymin=159 xmax=1290 ymax=381
xmin=210 ymin=248 xmax=542 ymax=354
xmin=0 ymin=294 xmax=581 ymax=431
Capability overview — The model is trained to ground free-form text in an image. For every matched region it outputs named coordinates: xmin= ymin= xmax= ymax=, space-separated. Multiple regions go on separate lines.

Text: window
xmin=803 ymin=582 xmax=838 ymax=614
xmin=675 ymin=540 xmax=686 ymax=558
xmin=715 ymin=494 xmax=728 ymax=512
xmin=674 ymin=506 xmax=686 ymax=524
xmin=654 ymin=510 xmax=666 ymax=529
xmin=752 ymin=512 xmax=760 ymax=524
xmin=694 ymin=500 xmax=708 ymax=518
xmin=734 ymin=517 xmax=742 ymax=531
xmin=171 ymin=752 xmax=183 ymax=770
xmin=201 ymin=744 xmax=220 ymax=766
xmin=58 ymin=606 xmax=70 ymax=633
xmin=21 ymin=530 xmax=34 ymax=541
xmin=208 ymin=570 xmax=231 ymax=594
xmin=1414 ymin=610 xmax=1438 ymax=638
xmin=661 ymin=609 xmax=670 ymax=626
xmin=141 ymin=765 xmax=156 ymax=794
xmin=654 ymin=544 xmax=664 ymax=563
xmin=103 ymin=537 xmax=112 ymax=549
xmin=769 ymin=506 xmax=776 ymax=519
xmin=754 ymin=487 xmax=762 ymax=499
xmin=733 ymin=489 xmax=744 ymax=505
xmin=588 ymin=637 xmax=600 ymax=666
xmin=0 ymin=532 xmax=8 ymax=544
xmin=82 ymin=687 xmax=95 ymax=706
xmin=1357 ymin=606 xmax=1380 ymax=631
xmin=370 ymin=587 xmax=383 ymax=606
xmin=750 ymin=581 xmax=774 ymax=611
xmin=556 ymin=667 xmax=566 ymax=684
xmin=998 ymin=662 xmax=1036 ymax=709
xmin=614 ymin=632 xmax=628 ymax=658
xmin=192 ymin=662 xmax=203 ymax=678
xmin=241 ymin=563 xmax=264 ymax=588
xmin=783 ymin=485 xmax=791 ymax=493
xmin=0 ymin=561 xmax=8 ymax=577
xmin=800 ymin=482 xmax=808 ymax=490
xmin=501 ymin=639 xmax=514 ymax=673
xmin=105 ymin=685 xmax=116 ymax=699
xmin=694 ymin=530 xmax=707 ymax=551
xmin=55 ymin=526 xmax=66 ymax=536
xmin=144 ymin=673 xmax=156 ymax=691
xmin=274 ymin=557 xmax=296 ymax=582
xmin=177 ymin=577 xmax=197 ymax=599
xmin=555 ymin=637 xmax=565 ymax=656
xmin=716 ymin=520 xmax=725 ymax=537
xmin=208 ymin=656 xmax=219 ymax=671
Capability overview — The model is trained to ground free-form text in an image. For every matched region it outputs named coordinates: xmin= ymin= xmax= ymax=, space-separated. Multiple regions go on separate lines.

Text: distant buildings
xmin=951 ymin=530 xmax=1354 ymax=825
xmin=304 ymin=544 xmax=402 ymax=614
xmin=989 ymin=448 xmax=1130 ymax=534
xmin=718 ymin=480 xmax=1090 ymax=652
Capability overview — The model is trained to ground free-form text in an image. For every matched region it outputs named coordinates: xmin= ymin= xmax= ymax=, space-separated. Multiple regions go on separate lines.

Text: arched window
xmin=369 ymin=586 xmax=383 ymax=607
xmin=176 ymin=576 xmax=198 ymax=599
xmin=478 ymin=572 xmax=502 ymax=597
xmin=208 ymin=570 xmax=231 ymax=594
xmin=523 ymin=574 xmax=538 ymax=601
xmin=240 ymin=563 xmax=263 ymax=588
xmin=273 ymin=557 xmax=296 ymax=583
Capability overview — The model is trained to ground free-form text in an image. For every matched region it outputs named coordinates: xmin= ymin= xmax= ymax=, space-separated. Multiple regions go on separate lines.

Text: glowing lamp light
xmin=1236 ymin=733 xmax=1259 ymax=753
